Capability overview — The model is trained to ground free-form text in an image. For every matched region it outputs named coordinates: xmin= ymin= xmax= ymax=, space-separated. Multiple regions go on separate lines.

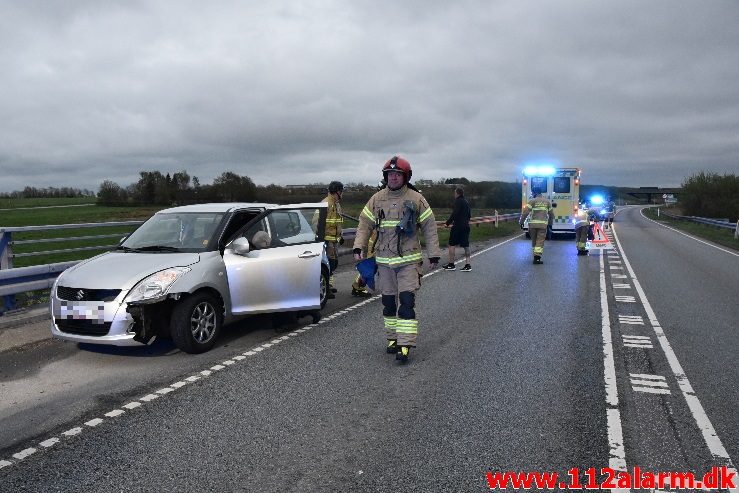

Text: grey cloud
xmin=1 ymin=0 xmax=738 ymax=193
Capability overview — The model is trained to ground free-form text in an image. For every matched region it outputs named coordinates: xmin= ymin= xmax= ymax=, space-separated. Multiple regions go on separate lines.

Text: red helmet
xmin=382 ymin=156 xmax=412 ymax=183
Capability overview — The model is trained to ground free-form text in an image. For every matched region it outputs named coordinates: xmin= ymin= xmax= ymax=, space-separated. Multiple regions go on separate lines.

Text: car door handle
xmin=298 ymin=251 xmax=320 ymax=258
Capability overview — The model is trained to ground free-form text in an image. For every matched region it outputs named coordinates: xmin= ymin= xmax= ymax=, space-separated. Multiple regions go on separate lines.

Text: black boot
xmin=533 ymin=256 xmax=543 ymax=264
xmin=386 ymin=339 xmax=398 ymax=354
xmin=396 ymin=346 xmax=410 ymax=363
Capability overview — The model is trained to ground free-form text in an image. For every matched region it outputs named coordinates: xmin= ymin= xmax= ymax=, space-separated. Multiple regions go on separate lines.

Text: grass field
xmin=642 ymin=206 xmax=738 ymax=252
xmin=0 ymin=196 xmax=96 ymax=209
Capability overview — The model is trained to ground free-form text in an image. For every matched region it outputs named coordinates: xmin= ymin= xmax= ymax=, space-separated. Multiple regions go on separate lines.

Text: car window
xmin=122 ymin=212 xmax=224 ymax=251
xmin=221 ymin=210 xmax=262 ymax=245
xmin=269 ymin=209 xmax=323 ymax=245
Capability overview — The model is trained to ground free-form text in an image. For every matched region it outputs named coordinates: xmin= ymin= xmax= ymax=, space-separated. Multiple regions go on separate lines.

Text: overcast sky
xmin=1 ymin=0 xmax=738 ymax=193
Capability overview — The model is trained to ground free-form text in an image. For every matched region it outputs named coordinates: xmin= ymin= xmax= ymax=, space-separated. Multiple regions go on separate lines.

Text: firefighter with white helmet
xmin=519 ymin=186 xmax=553 ymax=264
xmin=353 ymin=156 xmax=441 ymax=363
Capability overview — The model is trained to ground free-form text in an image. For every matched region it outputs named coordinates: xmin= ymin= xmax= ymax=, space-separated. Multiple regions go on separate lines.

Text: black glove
xmin=353 ymin=248 xmax=362 ymax=256
xmin=519 ymin=223 xmax=524 ymax=230
xmin=339 ymin=237 xmax=345 ymax=245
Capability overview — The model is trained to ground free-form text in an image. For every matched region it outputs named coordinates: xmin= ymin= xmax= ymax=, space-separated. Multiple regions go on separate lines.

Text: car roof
xmin=156 ymin=203 xmax=276 ymax=214
xmin=156 ymin=202 xmax=326 ymax=214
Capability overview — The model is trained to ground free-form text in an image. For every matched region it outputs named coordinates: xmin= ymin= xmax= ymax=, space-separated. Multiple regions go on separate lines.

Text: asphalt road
xmin=1 ymin=209 xmax=737 ymax=492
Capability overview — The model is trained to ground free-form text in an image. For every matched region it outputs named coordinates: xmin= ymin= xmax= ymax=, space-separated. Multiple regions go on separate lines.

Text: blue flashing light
xmin=590 ymin=195 xmax=604 ymax=205
xmin=523 ymin=165 xmax=556 ymax=177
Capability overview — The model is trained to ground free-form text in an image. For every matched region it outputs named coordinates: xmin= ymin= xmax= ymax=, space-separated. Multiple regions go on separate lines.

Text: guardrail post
xmin=0 ymin=230 xmax=17 ymax=313
xmin=735 ymin=220 xmax=738 ymax=239
xmin=494 ymin=210 xmax=499 ymax=228
xmin=657 ymin=208 xmax=660 ymax=217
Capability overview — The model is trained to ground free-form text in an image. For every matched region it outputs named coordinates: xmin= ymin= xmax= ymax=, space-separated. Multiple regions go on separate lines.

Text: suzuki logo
xmin=75 ymin=290 xmax=85 ymax=301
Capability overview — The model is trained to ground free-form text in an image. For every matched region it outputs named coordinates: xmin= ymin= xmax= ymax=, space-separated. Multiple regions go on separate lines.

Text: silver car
xmin=50 ymin=202 xmax=330 ymax=353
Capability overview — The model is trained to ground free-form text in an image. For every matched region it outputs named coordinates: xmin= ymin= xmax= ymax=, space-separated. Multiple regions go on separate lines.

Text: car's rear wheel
xmin=320 ymin=267 xmax=329 ymax=309
xmin=171 ymin=292 xmax=222 ymax=354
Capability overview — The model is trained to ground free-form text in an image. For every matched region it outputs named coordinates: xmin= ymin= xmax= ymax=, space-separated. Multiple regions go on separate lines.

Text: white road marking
xmin=12 ymin=448 xmax=36 ymax=460
xmin=600 ymin=252 xmax=628 ymax=472
xmin=623 ymin=335 xmax=653 ymax=349
xmin=210 ymin=364 xmax=225 ymax=370
xmin=619 ymin=315 xmax=644 ymax=325
xmin=140 ymin=394 xmax=159 ymax=402
xmin=613 ymin=283 xmax=631 ymax=289
xmin=0 ymin=460 xmax=13 ymax=468
xmin=85 ymin=418 xmax=103 ymax=427
xmin=640 ymin=208 xmax=739 ymax=257
xmin=123 ymin=402 xmax=141 ymax=410
xmin=156 ymin=387 xmax=174 ymax=394
xmin=615 ymin=295 xmax=636 ymax=303
xmin=233 ymin=355 xmax=246 ymax=361
xmin=613 ymin=224 xmax=738 ymax=485
xmin=222 ymin=360 xmax=236 ymax=366
xmin=62 ymin=427 xmax=82 ymax=437
xmin=105 ymin=409 xmax=125 ymax=418
xmin=39 ymin=438 xmax=60 ymax=448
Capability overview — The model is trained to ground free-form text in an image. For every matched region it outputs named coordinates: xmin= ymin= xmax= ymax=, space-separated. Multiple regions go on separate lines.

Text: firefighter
xmin=573 ymin=207 xmax=590 ymax=255
xmin=519 ymin=186 xmax=553 ymax=264
xmin=322 ymin=181 xmax=344 ymax=297
xmin=353 ymin=156 xmax=441 ymax=363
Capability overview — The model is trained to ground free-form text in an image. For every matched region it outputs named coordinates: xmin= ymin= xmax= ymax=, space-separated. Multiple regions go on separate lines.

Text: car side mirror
xmin=231 ymin=237 xmax=251 ymax=256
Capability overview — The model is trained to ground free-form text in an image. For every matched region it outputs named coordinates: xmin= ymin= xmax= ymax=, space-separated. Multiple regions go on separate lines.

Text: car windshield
xmin=121 ymin=212 xmax=225 ymax=252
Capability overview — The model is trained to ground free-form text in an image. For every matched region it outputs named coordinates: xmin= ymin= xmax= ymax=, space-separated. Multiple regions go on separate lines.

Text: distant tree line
xmin=680 ymin=171 xmax=738 ymax=221
xmin=0 ymin=186 xmax=95 ymax=198
xmin=95 ymin=169 xmax=525 ymax=211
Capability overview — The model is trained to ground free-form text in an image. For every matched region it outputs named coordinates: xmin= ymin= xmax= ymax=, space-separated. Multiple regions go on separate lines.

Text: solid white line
xmin=600 ymin=251 xmax=628 ymax=472
xmin=613 ymin=224 xmax=738 ymax=478
xmin=639 ymin=208 xmax=739 ymax=257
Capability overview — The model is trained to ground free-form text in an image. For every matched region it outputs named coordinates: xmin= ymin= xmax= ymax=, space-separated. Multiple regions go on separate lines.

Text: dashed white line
xmin=85 ymin=418 xmax=104 ymax=427
xmin=613 ymin=222 xmax=738 ymax=483
xmin=0 ymin=460 xmax=13 ymax=469
xmin=105 ymin=409 xmax=125 ymax=418
xmin=39 ymin=438 xmax=60 ymax=448
xmin=12 ymin=448 xmax=36 ymax=460
xmin=62 ymin=427 xmax=82 ymax=437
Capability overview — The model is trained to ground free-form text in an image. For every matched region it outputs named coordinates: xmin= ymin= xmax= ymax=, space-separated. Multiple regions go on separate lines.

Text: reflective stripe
xmin=362 ymin=206 xmax=375 ymax=222
xmin=380 ymin=220 xmax=400 ymax=227
xmin=395 ymin=318 xmax=418 ymax=334
xmin=376 ymin=252 xmax=423 ymax=265
xmin=384 ymin=317 xmax=397 ymax=328
xmin=326 ymin=218 xmax=343 ymax=223
xmin=419 ymin=208 xmax=433 ymax=222
xmin=325 ymin=236 xmax=341 ymax=241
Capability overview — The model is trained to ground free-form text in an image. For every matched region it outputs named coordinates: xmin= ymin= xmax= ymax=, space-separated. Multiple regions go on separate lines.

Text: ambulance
xmin=521 ymin=165 xmax=582 ymax=237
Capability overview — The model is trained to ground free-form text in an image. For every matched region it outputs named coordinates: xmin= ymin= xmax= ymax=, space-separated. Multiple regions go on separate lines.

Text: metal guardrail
xmin=0 ymin=221 xmax=144 ymax=312
xmin=658 ymin=211 xmax=739 ymax=238
xmin=0 ymin=212 xmax=519 ymax=314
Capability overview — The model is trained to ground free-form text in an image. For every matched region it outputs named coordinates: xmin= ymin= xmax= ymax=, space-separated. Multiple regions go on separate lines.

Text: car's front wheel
xmin=171 ymin=292 xmax=222 ymax=354
xmin=320 ymin=267 xmax=329 ymax=309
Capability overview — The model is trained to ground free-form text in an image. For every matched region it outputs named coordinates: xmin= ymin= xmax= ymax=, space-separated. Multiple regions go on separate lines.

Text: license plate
xmin=55 ymin=301 xmax=106 ymax=324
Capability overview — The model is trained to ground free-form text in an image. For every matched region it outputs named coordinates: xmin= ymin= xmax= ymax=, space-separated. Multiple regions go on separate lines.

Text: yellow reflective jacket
xmin=520 ymin=196 xmax=553 ymax=228
xmin=322 ymin=193 xmax=343 ymax=242
xmin=354 ymin=185 xmax=441 ymax=268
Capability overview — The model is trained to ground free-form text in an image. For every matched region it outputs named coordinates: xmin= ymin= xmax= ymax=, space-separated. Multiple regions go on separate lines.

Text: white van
xmin=521 ymin=166 xmax=582 ymax=236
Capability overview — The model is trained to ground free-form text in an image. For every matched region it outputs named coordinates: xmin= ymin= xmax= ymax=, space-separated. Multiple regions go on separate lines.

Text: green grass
xmin=2 ymin=204 xmax=163 ymax=267
xmin=642 ymin=207 xmax=738 ymax=252
xmin=0 ymin=196 xmax=96 ymax=209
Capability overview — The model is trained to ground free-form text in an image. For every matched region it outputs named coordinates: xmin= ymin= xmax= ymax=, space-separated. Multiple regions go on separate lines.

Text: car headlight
xmin=125 ymin=267 xmax=191 ymax=303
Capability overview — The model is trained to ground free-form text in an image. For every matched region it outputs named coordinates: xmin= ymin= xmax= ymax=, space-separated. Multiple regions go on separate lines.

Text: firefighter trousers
xmin=377 ymin=263 xmax=421 ymax=347
xmin=575 ymin=225 xmax=589 ymax=251
xmin=529 ymin=226 xmax=547 ymax=257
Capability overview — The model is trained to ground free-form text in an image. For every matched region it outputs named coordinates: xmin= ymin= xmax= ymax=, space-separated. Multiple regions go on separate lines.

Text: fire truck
xmin=520 ymin=165 xmax=582 ymax=237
